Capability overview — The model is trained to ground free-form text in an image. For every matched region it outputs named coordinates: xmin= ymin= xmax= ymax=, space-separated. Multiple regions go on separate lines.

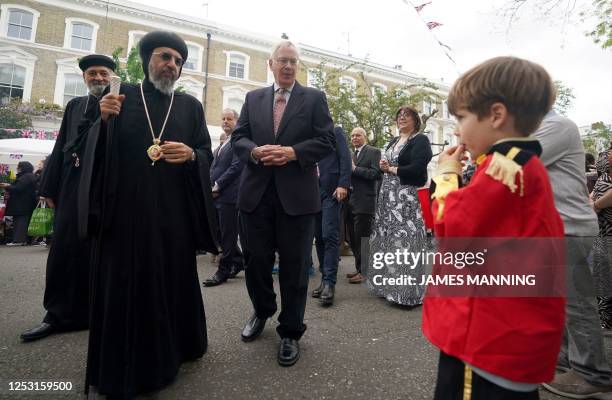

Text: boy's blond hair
xmin=447 ymin=56 xmax=556 ymax=135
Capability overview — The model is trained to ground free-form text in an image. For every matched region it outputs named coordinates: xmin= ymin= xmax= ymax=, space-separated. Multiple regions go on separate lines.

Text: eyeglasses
xmin=397 ymin=112 xmax=413 ymax=119
xmin=152 ymin=52 xmax=185 ymax=67
xmin=274 ymin=58 xmax=299 ymax=66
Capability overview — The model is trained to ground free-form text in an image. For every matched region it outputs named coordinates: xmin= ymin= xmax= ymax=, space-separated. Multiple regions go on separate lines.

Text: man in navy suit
xmin=204 ymin=108 xmax=244 ymax=287
xmin=311 ymin=126 xmax=351 ymax=306
xmin=232 ymin=40 xmax=335 ymax=366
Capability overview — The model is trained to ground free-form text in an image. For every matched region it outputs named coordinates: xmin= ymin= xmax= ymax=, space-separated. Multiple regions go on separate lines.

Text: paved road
xmin=0 ymin=246 xmax=610 ymax=399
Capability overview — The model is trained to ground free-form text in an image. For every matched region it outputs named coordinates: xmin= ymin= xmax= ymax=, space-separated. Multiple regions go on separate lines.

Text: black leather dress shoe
xmin=228 ymin=264 xmax=244 ymax=279
xmin=20 ymin=322 xmax=55 ymax=342
xmin=278 ymin=338 xmax=300 ymax=366
xmin=203 ymin=272 xmax=228 ymax=287
xmin=320 ymin=282 xmax=335 ymax=306
xmin=241 ymin=313 xmax=267 ymax=342
xmin=311 ymin=281 xmax=324 ymax=298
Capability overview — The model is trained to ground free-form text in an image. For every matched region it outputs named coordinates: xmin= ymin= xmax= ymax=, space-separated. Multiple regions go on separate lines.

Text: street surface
xmin=0 ymin=246 xmax=610 ymax=399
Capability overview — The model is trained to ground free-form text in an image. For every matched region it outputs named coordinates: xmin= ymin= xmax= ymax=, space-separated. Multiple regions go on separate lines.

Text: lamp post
xmin=430 ymin=139 xmax=448 ymax=157
xmin=202 ymin=3 xmax=211 ymax=113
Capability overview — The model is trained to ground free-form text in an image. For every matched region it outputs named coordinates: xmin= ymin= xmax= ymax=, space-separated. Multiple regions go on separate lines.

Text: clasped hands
xmin=252 ymin=144 xmax=296 ymax=166
xmin=379 ymin=159 xmax=401 ymax=176
xmin=379 ymin=159 xmax=389 ymax=172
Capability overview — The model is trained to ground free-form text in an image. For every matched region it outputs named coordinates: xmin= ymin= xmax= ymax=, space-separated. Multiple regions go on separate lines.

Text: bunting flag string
xmin=414 ymin=1 xmax=432 ymax=13
xmin=401 ymin=0 xmax=459 ymax=73
xmin=0 ymin=128 xmax=59 ymax=141
xmin=438 ymin=40 xmax=452 ymax=51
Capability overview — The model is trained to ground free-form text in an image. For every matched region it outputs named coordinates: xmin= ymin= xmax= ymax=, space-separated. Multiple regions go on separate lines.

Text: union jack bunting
xmin=414 ymin=1 xmax=432 ymax=13
xmin=0 ymin=128 xmax=61 ymax=140
xmin=426 ymin=21 xmax=443 ymax=30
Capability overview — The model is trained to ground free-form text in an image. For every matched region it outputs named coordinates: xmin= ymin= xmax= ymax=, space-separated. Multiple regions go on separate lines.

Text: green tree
xmin=308 ymin=62 xmax=441 ymax=148
xmin=584 ymin=0 xmax=612 ymax=49
xmin=0 ymin=99 xmax=32 ymax=129
xmin=502 ymin=0 xmax=612 ymax=50
xmin=583 ymin=121 xmax=612 ymax=153
xmin=553 ymin=80 xmax=575 ymax=116
xmin=112 ymin=46 xmax=144 ymax=84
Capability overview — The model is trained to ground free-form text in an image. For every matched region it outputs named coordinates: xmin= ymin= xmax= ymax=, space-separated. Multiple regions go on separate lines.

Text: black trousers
xmin=215 ymin=202 xmax=243 ymax=277
xmin=12 ymin=215 xmax=31 ymax=243
xmin=346 ymin=204 xmax=374 ymax=273
xmin=434 ymin=352 xmax=539 ymax=400
xmin=240 ymin=181 xmax=315 ymax=340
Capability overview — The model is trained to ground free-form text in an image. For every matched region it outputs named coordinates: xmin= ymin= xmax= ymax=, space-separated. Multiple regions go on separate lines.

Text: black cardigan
xmin=385 ymin=133 xmax=433 ymax=187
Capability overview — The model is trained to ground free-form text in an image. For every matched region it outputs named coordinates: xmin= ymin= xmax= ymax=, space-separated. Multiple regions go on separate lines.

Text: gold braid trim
xmin=436 ymin=160 xmax=463 ymax=176
xmin=432 ymin=173 xmax=459 ymax=221
xmin=463 ymin=365 xmax=473 ymax=400
xmin=485 ymin=148 xmax=524 ymax=196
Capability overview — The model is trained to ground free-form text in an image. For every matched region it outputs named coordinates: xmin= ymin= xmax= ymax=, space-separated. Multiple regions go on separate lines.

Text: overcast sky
xmin=131 ymin=0 xmax=611 ymax=127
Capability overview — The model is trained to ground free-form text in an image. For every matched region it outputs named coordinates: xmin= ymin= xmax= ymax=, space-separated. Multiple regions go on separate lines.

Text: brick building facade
xmin=0 ymin=0 xmax=455 ymax=151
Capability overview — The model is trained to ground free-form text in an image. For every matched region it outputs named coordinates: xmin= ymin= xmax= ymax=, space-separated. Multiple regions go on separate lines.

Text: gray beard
xmin=88 ymin=83 xmax=107 ymax=97
xmin=148 ymin=63 xmax=176 ymax=96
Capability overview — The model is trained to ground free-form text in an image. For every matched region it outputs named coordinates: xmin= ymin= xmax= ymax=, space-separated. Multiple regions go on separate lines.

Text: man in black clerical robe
xmin=19 ymin=54 xmax=116 ymax=342
xmin=79 ymin=32 xmax=218 ymax=399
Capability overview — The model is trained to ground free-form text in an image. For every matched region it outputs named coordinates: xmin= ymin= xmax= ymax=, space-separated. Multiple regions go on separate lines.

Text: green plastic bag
xmin=27 ymin=201 xmax=54 ymax=237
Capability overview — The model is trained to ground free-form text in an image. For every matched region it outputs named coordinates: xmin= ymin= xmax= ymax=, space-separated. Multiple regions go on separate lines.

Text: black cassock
xmin=38 ymin=94 xmax=99 ymax=330
xmin=80 ymin=80 xmax=218 ymax=399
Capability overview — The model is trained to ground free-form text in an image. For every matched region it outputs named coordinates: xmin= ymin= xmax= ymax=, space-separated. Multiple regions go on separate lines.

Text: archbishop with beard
xmin=80 ymin=31 xmax=219 ymax=399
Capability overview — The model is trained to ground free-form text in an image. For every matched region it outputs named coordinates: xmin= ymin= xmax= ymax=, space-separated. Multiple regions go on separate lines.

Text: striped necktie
xmin=273 ymin=88 xmax=287 ymax=135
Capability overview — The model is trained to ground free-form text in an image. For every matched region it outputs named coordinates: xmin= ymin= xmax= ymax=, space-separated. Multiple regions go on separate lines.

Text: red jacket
xmin=423 ymin=139 xmax=565 ymax=383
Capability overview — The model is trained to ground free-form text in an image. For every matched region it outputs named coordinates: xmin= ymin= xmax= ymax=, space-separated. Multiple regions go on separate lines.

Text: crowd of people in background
xmin=0 ymin=158 xmax=48 ymax=246
xmin=1 ymin=31 xmax=610 ymax=400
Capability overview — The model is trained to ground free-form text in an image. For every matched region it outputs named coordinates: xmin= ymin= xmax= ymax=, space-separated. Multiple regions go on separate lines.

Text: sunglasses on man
xmin=152 ymin=52 xmax=185 ymax=67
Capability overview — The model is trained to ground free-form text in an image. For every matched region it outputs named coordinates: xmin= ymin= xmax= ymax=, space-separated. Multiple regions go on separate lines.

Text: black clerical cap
xmin=139 ymin=31 xmax=188 ymax=78
xmin=78 ymin=54 xmax=116 ymax=72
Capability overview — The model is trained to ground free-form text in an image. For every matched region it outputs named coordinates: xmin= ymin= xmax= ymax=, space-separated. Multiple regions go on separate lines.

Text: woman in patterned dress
xmin=367 ymin=107 xmax=433 ymax=306
xmin=591 ymin=150 xmax=612 ymax=329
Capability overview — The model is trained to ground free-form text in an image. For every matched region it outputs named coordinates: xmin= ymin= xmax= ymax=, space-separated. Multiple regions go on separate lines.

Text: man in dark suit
xmin=346 ymin=127 xmax=381 ymax=284
xmin=213 ymin=132 xmax=228 ymax=158
xmin=232 ymin=40 xmax=335 ymax=367
xmin=311 ymin=126 xmax=351 ymax=306
xmin=204 ymin=108 xmax=244 ymax=287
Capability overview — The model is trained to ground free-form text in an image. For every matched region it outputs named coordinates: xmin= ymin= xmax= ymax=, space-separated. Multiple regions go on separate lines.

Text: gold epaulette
xmin=485 ymin=147 xmax=524 ymax=196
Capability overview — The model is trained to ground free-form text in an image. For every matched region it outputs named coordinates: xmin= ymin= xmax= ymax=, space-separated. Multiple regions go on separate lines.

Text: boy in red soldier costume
xmin=424 ymin=56 xmax=565 ymax=399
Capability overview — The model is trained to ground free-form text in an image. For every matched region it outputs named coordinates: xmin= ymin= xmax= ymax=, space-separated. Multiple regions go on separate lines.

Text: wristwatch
xmin=190 ymin=150 xmax=196 ymax=162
